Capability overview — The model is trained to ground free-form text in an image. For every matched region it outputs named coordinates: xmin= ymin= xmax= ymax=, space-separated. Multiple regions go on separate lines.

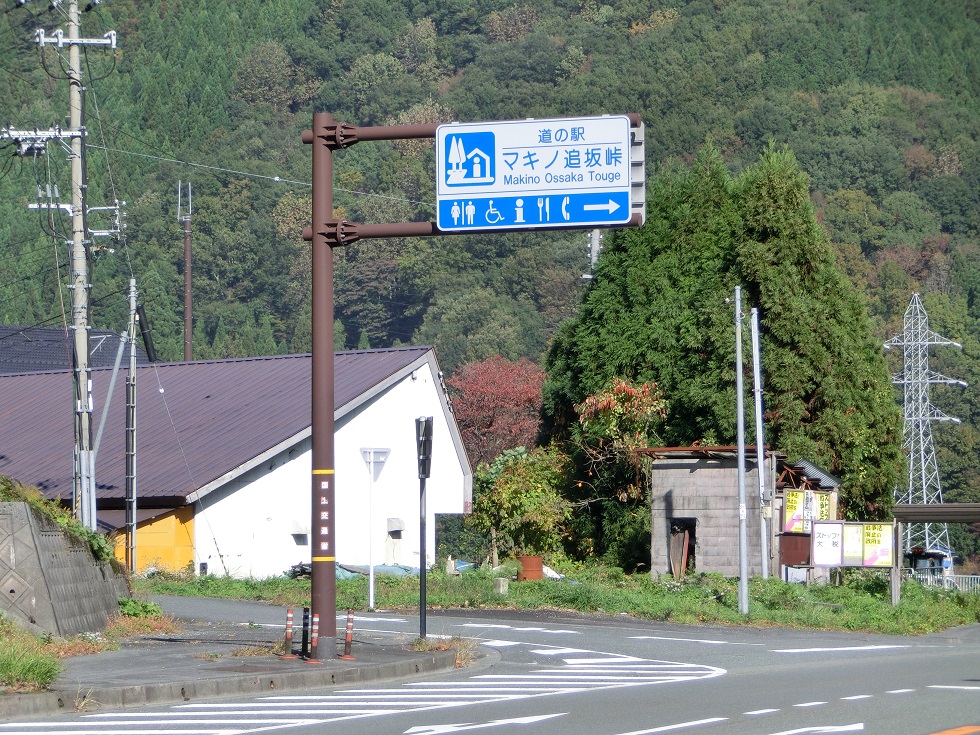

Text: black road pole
xmin=416 ymin=417 xmax=433 ymax=639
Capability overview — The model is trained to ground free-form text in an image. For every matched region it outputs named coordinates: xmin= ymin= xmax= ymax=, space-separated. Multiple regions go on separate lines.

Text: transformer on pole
xmin=884 ymin=293 xmax=967 ymax=555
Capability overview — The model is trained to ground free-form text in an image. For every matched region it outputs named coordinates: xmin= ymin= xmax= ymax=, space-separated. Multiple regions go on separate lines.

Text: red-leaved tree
xmin=446 ymin=356 xmax=546 ymax=467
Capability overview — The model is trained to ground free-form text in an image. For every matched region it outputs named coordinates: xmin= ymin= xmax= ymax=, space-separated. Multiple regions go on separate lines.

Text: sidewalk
xmin=0 ymin=596 xmax=457 ymax=720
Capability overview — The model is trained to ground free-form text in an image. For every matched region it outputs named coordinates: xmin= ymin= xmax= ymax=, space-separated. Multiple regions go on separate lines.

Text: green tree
xmin=546 ymin=144 xmax=903 ymax=520
xmin=470 ymin=445 xmax=572 ymax=561
xmin=734 ymin=145 xmax=903 ymax=518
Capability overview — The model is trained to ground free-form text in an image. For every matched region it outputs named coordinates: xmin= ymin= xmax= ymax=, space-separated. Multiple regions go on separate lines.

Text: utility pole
xmin=0 ymin=3 xmax=119 ymax=531
xmin=125 ymin=279 xmax=138 ymax=573
xmin=179 ymin=181 xmax=193 ymax=361
xmin=750 ymin=308 xmax=770 ymax=579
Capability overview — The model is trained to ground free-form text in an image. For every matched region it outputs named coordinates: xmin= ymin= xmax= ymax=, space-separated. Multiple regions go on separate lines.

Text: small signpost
xmin=416 ymin=416 xmax=433 ymax=639
xmin=360 ymin=447 xmax=390 ymax=611
xmin=436 ymin=115 xmax=642 ymax=231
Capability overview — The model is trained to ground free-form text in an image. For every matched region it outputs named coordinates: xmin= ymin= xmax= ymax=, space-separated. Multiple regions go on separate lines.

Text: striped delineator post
xmin=339 ymin=609 xmax=356 ymax=660
xmin=279 ymin=608 xmax=297 ymax=659
xmin=305 ymin=613 xmax=322 ymax=664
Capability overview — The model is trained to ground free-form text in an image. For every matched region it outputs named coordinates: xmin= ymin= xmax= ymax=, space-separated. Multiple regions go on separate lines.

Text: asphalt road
xmin=3 ymin=607 xmax=978 ymax=735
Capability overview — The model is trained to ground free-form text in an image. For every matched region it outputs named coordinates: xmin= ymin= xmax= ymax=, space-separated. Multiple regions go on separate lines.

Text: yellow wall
xmin=113 ymin=506 xmax=195 ymax=573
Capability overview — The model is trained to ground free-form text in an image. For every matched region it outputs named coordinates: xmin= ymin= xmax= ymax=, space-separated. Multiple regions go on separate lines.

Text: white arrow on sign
xmin=404 ymin=713 xmax=565 ymax=735
xmin=582 ymin=199 xmax=621 ymax=214
xmin=767 ymin=724 xmax=864 ymax=735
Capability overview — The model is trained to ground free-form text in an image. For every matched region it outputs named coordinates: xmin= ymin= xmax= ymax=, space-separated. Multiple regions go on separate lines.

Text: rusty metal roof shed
xmin=0 ymin=347 xmax=434 ymax=507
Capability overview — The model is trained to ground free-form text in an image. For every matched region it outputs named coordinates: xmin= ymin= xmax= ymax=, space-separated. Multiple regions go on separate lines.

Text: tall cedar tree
xmin=446 ymin=356 xmax=545 ymax=467
xmin=545 ymin=145 xmax=902 ymax=519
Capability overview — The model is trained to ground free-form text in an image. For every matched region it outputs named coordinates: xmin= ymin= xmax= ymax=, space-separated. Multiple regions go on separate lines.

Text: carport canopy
xmin=892 ymin=504 xmax=980 ymax=523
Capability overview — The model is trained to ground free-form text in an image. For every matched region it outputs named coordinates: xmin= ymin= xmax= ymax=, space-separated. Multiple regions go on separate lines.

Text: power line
xmin=85 ymin=143 xmax=437 ymax=210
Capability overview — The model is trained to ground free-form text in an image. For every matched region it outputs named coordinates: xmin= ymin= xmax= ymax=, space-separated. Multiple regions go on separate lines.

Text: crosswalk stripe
xmin=1 ymin=644 xmax=724 ymax=735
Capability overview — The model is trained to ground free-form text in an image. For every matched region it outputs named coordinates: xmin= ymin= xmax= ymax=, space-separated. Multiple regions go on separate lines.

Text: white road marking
xmin=528 ymin=647 xmax=590 ymax=655
xmin=480 ymin=639 xmax=523 ymax=647
xmin=928 ymin=685 xmax=980 ymax=690
xmin=765 ymin=725 xmax=863 ymax=734
xmin=456 ymin=624 xmax=580 ymax=634
xmin=886 ymin=689 xmax=915 ymax=694
xmin=793 ymin=701 xmax=828 ymax=707
xmin=840 ymin=695 xmax=872 ymax=700
xmin=611 ymin=718 xmax=729 ymax=734
xmin=745 ymin=709 xmax=780 ymax=715
xmin=630 ymin=635 xmax=763 ymax=646
xmin=770 ymin=645 xmax=906 ymax=653
xmin=7 ymin=646 xmax=724 ymax=735
xmin=403 ymin=713 xmax=565 ymax=734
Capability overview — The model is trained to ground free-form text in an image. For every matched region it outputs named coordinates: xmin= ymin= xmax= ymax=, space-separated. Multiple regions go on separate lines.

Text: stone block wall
xmin=650 ymin=456 xmax=773 ymax=578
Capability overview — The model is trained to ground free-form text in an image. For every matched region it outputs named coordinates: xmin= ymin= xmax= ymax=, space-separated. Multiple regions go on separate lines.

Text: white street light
xmin=360 ymin=448 xmax=390 ymax=610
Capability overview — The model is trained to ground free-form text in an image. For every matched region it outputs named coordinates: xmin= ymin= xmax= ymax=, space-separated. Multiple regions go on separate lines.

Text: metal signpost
xmin=416 ymin=417 xmax=433 ymax=639
xmin=436 ymin=115 xmax=635 ymax=232
xmin=303 ymin=112 xmax=644 ymax=654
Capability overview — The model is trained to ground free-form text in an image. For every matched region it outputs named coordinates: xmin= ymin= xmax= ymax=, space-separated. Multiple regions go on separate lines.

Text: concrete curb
xmin=0 ymin=648 xmax=458 ymax=720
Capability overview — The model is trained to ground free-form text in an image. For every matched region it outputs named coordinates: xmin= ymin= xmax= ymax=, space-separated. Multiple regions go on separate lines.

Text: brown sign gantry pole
xmin=302 ymin=116 xmax=442 ymax=657
xmin=303 ymin=113 xmax=644 ymax=657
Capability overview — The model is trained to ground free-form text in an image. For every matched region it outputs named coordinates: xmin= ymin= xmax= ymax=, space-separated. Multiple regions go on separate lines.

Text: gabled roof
xmin=0 ymin=347 xmax=435 ymax=506
xmin=0 ymin=325 xmax=150 ymax=375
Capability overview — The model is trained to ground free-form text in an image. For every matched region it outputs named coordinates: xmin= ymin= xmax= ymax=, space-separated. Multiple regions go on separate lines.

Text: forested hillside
xmin=1 ymin=1 xmax=977 ymax=554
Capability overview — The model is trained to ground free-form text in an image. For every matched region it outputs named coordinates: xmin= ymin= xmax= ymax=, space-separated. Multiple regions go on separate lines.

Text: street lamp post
xmin=360 ymin=448 xmax=390 ymax=611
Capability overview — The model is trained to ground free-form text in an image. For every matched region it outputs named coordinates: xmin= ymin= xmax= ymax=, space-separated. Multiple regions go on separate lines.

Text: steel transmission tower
xmin=884 ymin=293 xmax=967 ymax=554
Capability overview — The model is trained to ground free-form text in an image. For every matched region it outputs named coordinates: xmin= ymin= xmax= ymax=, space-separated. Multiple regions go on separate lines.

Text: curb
xmin=0 ymin=648 xmax=458 ymax=720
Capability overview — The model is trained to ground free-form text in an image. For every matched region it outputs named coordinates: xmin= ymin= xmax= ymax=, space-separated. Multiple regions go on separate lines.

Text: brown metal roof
xmin=0 ymin=347 xmax=432 ymax=506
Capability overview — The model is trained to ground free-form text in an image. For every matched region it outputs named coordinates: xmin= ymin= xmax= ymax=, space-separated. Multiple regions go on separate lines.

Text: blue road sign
xmin=436 ymin=116 xmax=634 ymax=232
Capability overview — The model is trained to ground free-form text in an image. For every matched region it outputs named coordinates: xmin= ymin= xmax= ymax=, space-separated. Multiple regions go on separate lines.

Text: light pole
xmin=360 ymin=448 xmax=390 ymax=610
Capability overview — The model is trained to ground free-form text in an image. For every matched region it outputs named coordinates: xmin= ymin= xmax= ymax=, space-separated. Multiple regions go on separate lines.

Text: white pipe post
xmin=751 ymin=308 xmax=770 ymax=580
xmin=735 ymin=287 xmax=749 ymax=614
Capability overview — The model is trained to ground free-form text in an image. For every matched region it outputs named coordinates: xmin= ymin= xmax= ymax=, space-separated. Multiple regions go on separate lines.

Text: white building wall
xmin=194 ymin=440 xmax=311 ymax=579
xmin=193 ymin=360 xmax=468 ymax=578
xmin=333 ymin=361 xmax=465 ymax=571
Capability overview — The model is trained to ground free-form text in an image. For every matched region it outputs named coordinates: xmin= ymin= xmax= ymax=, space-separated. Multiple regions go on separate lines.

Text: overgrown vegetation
xmin=0 ymin=476 xmax=116 ymax=564
xmin=134 ymin=566 xmax=980 ymax=637
xmin=0 ymin=608 xmax=178 ymax=693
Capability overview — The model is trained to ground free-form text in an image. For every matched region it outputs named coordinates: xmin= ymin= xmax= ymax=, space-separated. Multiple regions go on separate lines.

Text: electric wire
xmin=85 ymin=143 xmax=438 ymax=210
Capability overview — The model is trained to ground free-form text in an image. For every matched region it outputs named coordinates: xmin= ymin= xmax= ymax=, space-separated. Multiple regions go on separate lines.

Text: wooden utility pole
xmin=179 ymin=181 xmax=193 ymax=361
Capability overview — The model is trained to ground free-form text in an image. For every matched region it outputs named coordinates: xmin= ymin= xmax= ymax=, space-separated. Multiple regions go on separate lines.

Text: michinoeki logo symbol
xmin=445 ymin=131 xmax=495 ymax=186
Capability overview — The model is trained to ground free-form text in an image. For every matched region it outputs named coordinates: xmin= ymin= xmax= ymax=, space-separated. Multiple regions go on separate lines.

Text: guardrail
xmin=909 ymin=572 xmax=980 ymax=594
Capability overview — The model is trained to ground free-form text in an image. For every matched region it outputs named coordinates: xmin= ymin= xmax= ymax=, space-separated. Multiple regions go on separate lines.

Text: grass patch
xmin=0 ymin=617 xmax=62 ymax=692
xmin=0 ymin=475 xmax=116 ymax=564
xmin=411 ymin=636 xmax=477 ymax=668
xmin=0 ymin=605 xmax=180 ymax=692
xmin=133 ymin=566 xmax=980 ymax=636
xmin=131 ymin=569 xmax=311 ymax=608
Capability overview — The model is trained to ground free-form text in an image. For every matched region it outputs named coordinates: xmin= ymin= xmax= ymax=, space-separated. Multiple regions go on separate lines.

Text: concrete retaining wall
xmin=0 ymin=502 xmax=129 ymax=636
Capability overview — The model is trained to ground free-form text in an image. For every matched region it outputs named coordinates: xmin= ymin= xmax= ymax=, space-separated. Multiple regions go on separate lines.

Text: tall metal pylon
xmin=884 ymin=293 xmax=967 ymax=554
